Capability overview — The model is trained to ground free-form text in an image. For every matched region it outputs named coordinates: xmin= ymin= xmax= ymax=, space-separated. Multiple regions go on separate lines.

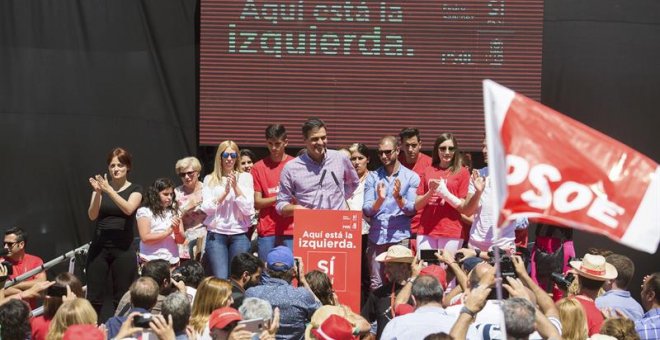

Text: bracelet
xmin=460 ymin=306 xmax=477 ymax=318
xmin=406 ymin=276 xmax=417 ymax=284
xmin=352 ymin=326 xmax=360 ymax=335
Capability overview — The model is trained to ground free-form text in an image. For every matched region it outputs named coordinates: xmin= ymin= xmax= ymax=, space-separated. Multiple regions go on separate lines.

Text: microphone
xmin=310 ymin=169 xmax=327 ymax=208
xmin=330 ymin=171 xmax=350 ymax=209
xmin=319 ymin=169 xmax=327 ymax=186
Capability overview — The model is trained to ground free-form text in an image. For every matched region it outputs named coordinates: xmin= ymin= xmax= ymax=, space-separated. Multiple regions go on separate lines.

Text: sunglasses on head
xmin=221 ymin=152 xmax=238 ymax=159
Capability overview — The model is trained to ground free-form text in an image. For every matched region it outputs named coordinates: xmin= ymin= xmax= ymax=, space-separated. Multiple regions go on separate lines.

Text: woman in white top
xmin=200 ymin=140 xmax=255 ymax=279
xmin=136 ymin=178 xmax=184 ymax=265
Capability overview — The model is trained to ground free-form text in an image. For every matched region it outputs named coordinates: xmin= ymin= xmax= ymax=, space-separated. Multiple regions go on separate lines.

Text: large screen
xmin=200 ymin=0 xmax=543 ymax=150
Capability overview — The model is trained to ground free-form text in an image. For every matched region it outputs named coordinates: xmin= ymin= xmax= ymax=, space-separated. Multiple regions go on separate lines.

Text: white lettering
xmin=521 ymin=164 xmax=561 ymax=209
xmin=587 ymin=195 xmax=625 ymax=228
xmin=553 ymin=181 xmax=593 ymax=213
xmin=506 ymin=154 xmax=529 ymax=185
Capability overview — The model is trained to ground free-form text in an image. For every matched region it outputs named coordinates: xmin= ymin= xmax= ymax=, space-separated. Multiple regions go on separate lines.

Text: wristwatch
xmin=460 ymin=306 xmax=477 ymax=318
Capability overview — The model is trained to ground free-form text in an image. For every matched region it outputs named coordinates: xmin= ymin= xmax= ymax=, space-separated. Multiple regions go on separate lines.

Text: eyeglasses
xmin=439 ymin=146 xmax=456 ymax=152
xmin=178 ymin=171 xmax=196 ymax=178
xmin=221 ymin=152 xmax=238 ymax=159
xmin=377 ymin=150 xmax=394 ymax=156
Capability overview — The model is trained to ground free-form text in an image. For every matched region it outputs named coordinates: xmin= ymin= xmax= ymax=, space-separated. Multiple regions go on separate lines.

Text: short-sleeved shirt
xmin=95 ymin=183 xmax=143 ymax=248
xmin=417 ymin=166 xmax=469 ymax=238
xmin=595 ymin=289 xmax=644 ymax=320
xmin=399 ymin=153 xmax=432 ymax=234
xmin=252 ymin=155 xmax=294 ymax=236
xmin=136 ymin=207 xmax=179 ymax=264
xmin=2 ymin=253 xmax=44 ymax=280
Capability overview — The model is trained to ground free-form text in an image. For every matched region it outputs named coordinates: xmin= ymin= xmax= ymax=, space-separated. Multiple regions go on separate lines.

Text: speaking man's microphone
xmin=310 ymin=169 xmax=327 ymax=208
xmin=330 ymin=171 xmax=350 ymax=209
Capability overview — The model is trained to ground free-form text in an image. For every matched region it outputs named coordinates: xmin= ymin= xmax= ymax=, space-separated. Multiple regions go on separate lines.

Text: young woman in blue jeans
xmin=200 ymin=140 xmax=255 ymax=278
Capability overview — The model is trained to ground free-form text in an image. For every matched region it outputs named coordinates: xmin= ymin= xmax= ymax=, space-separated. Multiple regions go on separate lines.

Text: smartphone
xmin=0 ymin=261 xmax=13 ymax=276
xmin=420 ymin=249 xmax=440 ymax=264
xmin=238 ymin=318 xmax=265 ymax=333
xmin=47 ymin=284 xmax=68 ymax=297
xmin=133 ymin=313 xmax=153 ymax=328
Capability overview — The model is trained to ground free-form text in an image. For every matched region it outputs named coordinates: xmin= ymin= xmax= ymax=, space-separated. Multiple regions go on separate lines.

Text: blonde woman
xmin=556 ymin=297 xmax=588 ymax=340
xmin=174 ymin=156 xmax=207 ymax=260
xmin=189 ymin=277 xmax=234 ymax=337
xmin=200 ymin=141 xmax=255 ymax=279
xmin=46 ymin=298 xmax=98 ymax=340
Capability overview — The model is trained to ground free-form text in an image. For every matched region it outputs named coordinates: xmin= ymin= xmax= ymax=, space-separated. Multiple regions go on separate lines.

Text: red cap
xmin=209 ymin=307 xmax=242 ymax=330
xmin=63 ymin=324 xmax=105 ymax=340
xmin=310 ymin=314 xmax=358 ymax=340
xmin=420 ymin=265 xmax=447 ymax=290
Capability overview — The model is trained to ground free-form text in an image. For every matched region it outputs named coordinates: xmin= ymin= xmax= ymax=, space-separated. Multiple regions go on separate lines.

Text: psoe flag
xmin=483 ymin=80 xmax=659 ymax=254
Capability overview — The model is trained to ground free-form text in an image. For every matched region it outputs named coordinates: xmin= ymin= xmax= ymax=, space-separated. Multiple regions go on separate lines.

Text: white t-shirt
xmin=137 ymin=207 xmax=179 ymax=264
xmin=468 ymin=167 xmax=527 ymax=250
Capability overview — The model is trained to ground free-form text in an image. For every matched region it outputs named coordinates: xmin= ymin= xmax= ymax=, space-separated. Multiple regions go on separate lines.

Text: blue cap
xmin=266 ymin=246 xmax=294 ymax=271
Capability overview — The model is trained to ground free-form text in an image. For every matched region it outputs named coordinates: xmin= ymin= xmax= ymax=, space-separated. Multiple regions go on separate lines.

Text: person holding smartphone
xmin=137 ymin=178 xmax=185 ymax=265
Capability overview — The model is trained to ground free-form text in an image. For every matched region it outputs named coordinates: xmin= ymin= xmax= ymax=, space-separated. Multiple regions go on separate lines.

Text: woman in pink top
xmin=415 ymin=133 xmax=483 ymax=254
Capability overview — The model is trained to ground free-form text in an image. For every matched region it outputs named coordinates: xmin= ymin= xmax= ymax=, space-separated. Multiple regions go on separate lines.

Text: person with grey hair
xmin=502 ymin=298 xmax=537 ymax=339
xmin=239 ymin=297 xmax=274 ymax=322
xmin=380 ymin=275 xmax=455 ymax=340
xmin=161 ymin=293 xmax=191 ymax=340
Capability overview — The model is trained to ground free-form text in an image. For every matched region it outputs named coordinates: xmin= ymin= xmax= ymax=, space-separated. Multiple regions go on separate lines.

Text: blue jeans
xmin=204 ymin=232 xmax=250 ymax=279
xmin=257 ymin=235 xmax=294 ymax=261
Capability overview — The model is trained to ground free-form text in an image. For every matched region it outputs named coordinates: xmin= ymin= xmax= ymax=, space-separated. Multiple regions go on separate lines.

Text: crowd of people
xmin=0 ymin=117 xmax=657 ymax=340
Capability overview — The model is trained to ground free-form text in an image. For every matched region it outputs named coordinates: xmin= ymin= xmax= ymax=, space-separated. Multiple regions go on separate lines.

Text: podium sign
xmin=294 ymin=209 xmax=362 ymax=312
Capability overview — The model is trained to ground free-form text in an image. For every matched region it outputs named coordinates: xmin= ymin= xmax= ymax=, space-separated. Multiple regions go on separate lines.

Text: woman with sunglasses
xmin=174 ymin=156 xmax=207 ymax=260
xmin=86 ymin=147 xmax=143 ymax=316
xmin=200 ymin=141 xmax=255 ymax=279
xmin=414 ymin=133 xmax=483 ymax=255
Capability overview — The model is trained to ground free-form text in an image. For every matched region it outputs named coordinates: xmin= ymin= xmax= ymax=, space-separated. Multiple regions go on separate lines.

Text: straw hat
xmin=569 ymin=254 xmax=617 ymax=281
xmin=375 ymin=245 xmax=414 ymax=263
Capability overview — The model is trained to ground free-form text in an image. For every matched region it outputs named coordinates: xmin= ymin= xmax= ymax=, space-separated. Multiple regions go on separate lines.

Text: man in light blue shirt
xmin=363 ymin=135 xmax=419 ymax=290
xmin=596 ymin=254 xmax=644 ymax=320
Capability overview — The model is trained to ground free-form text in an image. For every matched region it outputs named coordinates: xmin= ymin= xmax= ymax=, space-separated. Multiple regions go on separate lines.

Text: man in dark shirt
xmin=229 ymin=252 xmax=263 ymax=309
xmin=361 ymin=245 xmax=415 ymax=338
xmin=245 ymin=246 xmax=320 ymax=340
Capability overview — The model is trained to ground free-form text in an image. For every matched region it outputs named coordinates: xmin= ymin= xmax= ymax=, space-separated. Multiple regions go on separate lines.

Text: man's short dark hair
xmin=141 ymin=259 xmax=171 ymax=289
xmin=411 ymin=275 xmax=444 ymax=305
xmin=0 ymin=299 xmax=30 ymax=340
xmin=606 ymin=254 xmax=634 ymax=289
xmin=399 ymin=127 xmax=420 ymax=142
xmin=578 ymin=275 xmax=606 ymax=291
xmin=646 ymin=272 xmax=660 ymax=304
xmin=302 ymin=117 xmax=326 ymax=139
xmin=265 ymin=124 xmax=287 ymax=140
xmin=161 ymin=293 xmax=191 ymax=334
xmin=4 ymin=226 xmax=27 ymax=243
xmin=502 ymin=298 xmax=536 ymax=339
xmin=173 ymin=260 xmax=204 ymax=289
xmin=130 ymin=277 xmax=160 ymax=310
xmin=267 ymin=268 xmax=295 ymax=283
xmin=230 ymin=253 xmax=262 ymax=280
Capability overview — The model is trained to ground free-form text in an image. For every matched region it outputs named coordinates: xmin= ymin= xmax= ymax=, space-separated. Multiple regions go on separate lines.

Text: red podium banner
xmin=294 ymin=209 xmax=362 ymax=312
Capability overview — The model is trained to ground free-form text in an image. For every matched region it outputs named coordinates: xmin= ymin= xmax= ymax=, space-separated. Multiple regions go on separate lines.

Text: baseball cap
xmin=420 ymin=265 xmax=447 ymax=290
xmin=209 ymin=307 xmax=242 ymax=330
xmin=63 ymin=324 xmax=105 ymax=340
xmin=267 ymin=246 xmax=295 ymax=271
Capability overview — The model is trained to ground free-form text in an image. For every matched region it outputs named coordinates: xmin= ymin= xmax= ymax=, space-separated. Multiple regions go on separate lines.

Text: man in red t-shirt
xmin=252 ymin=124 xmax=295 ymax=260
xmin=569 ymin=253 xmax=618 ymax=336
xmin=1 ymin=226 xmax=46 ymax=304
xmin=397 ymin=128 xmax=432 ymax=254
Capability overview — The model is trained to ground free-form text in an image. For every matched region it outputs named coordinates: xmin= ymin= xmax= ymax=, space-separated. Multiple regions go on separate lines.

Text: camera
xmin=551 ymin=272 xmax=575 ymax=291
xmin=133 ymin=313 xmax=153 ymax=328
xmin=487 ymin=248 xmax=517 ymax=280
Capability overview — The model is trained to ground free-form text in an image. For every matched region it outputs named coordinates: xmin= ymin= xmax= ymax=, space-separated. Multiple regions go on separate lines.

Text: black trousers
xmin=86 ymin=243 xmax=138 ymax=316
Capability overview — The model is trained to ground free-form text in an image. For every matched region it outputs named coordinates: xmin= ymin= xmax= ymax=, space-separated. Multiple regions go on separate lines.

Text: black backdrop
xmin=0 ymin=0 xmax=658 ymax=296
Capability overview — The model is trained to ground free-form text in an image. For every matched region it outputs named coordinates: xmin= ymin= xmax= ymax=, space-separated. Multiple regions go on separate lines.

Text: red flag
xmin=483 ymin=80 xmax=659 ymax=253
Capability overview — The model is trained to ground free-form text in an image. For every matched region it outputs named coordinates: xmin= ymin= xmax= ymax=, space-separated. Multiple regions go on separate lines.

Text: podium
xmin=293 ymin=209 xmax=362 ymax=312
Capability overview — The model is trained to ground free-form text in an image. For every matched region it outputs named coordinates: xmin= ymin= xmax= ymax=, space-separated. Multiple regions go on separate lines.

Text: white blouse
xmin=200 ymin=172 xmax=255 ymax=235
